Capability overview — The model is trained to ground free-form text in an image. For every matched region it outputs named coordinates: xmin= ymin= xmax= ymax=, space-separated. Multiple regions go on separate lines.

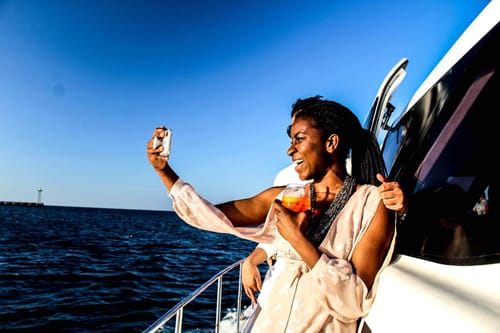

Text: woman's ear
xmin=326 ymin=134 xmax=339 ymax=153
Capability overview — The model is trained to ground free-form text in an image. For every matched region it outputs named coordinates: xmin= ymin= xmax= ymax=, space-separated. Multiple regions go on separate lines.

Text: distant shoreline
xmin=0 ymin=201 xmax=44 ymax=207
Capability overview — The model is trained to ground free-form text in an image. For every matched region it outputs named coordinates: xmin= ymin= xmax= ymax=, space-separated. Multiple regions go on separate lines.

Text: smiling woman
xmin=146 ymin=95 xmax=396 ymax=332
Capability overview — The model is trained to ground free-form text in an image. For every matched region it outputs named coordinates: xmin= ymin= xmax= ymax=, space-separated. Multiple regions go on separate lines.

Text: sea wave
xmin=0 ymin=205 xmax=257 ymax=332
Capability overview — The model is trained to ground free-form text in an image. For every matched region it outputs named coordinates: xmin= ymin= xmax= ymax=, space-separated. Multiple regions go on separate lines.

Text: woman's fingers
xmin=244 ymin=283 xmax=258 ymax=304
xmin=376 ymin=175 xmax=406 ymax=213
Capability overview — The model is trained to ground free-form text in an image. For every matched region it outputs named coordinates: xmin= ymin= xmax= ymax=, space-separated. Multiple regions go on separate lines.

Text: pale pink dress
xmin=169 ymin=179 xmax=396 ymax=333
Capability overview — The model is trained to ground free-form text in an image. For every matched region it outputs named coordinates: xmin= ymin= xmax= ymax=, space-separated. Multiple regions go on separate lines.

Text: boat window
xmin=391 ymin=66 xmax=500 ymax=265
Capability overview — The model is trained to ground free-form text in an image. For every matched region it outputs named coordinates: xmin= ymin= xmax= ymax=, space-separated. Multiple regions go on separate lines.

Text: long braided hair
xmin=289 ymin=95 xmax=386 ymax=185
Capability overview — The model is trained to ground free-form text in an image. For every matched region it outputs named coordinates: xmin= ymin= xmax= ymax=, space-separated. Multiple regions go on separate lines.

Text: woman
xmin=146 ymin=95 xmax=397 ymax=332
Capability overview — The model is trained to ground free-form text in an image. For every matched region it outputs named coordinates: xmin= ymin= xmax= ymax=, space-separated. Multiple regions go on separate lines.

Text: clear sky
xmin=0 ymin=0 xmax=490 ymax=211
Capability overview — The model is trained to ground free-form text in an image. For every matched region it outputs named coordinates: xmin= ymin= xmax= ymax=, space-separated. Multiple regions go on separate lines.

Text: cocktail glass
xmin=281 ymin=183 xmax=310 ymax=213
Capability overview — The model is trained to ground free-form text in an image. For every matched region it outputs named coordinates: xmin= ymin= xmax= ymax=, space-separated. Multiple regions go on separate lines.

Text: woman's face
xmin=287 ymin=117 xmax=329 ymax=180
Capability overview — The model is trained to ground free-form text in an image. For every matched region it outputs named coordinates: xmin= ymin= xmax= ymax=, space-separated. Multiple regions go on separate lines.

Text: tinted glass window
xmin=383 ymin=27 xmax=500 ymax=264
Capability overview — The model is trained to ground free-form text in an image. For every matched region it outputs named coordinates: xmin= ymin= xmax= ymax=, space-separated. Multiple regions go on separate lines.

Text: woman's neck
xmin=313 ymin=169 xmax=346 ymax=194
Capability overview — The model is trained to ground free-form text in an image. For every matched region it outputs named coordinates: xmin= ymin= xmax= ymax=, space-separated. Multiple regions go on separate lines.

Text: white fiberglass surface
xmin=363 ymin=255 xmax=500 ymax=333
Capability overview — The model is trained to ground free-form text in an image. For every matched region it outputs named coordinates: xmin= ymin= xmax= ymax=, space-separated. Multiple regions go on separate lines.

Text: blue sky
xmin=0 ymin=0 xmax=490 ymax=211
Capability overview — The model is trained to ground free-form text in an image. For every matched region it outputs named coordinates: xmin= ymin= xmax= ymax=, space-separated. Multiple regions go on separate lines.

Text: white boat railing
xmin=143 ymin=259 xmax=245 ymax=333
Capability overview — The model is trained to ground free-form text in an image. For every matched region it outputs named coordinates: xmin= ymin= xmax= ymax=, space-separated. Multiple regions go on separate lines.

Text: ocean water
xmin=0 ymin=205 xmax=257 ymax=332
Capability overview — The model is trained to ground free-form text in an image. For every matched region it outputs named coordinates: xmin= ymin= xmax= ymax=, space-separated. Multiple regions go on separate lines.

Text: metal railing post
xmin=236 ymin=263 xmax=243 ymax=332
xmin=174 ymin=308 xmax=183 ymax=333
xmin=215 ymin=276 xmax=223 ymax=333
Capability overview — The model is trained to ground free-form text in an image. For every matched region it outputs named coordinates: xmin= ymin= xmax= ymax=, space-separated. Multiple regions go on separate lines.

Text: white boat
xmin=361 ymin=0 xmax=500 ymax=332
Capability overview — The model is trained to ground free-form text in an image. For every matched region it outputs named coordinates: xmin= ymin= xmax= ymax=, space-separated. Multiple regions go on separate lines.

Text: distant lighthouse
xmin=37 ymin=188 xmax=43 ymax=205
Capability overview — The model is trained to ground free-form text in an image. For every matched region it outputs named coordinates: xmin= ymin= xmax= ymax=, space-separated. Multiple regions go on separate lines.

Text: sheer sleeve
xmin=168 ymin=178 xmax=276 ymax=243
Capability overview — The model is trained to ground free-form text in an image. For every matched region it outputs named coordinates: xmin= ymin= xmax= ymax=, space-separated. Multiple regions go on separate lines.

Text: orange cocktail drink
xmin=282 ymin=184 xmax=311 ymax=213
xmin=282 ymin=195 xmax=310 ymax=212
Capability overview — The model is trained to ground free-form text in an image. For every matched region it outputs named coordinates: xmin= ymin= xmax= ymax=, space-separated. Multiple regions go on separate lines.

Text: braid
xmin=350 ymin=129 xmax=387 ymax=185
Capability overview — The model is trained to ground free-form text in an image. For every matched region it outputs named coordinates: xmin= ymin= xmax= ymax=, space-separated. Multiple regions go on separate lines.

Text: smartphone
xmin=153 ymin=129 xmax=172 ymax=157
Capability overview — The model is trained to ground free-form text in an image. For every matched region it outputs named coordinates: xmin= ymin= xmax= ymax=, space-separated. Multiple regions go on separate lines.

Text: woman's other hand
xmin=242 ymin=255 xmax=264 ymax=304
xmin=376 ymin=173 xmax=407 ymax=215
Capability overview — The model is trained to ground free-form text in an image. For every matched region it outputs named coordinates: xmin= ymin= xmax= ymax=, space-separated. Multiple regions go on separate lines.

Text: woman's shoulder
xmin=351 ymin=184 xmax=381 ymax=211
xmin=355 ymin=183 xmax=378 ymax=194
